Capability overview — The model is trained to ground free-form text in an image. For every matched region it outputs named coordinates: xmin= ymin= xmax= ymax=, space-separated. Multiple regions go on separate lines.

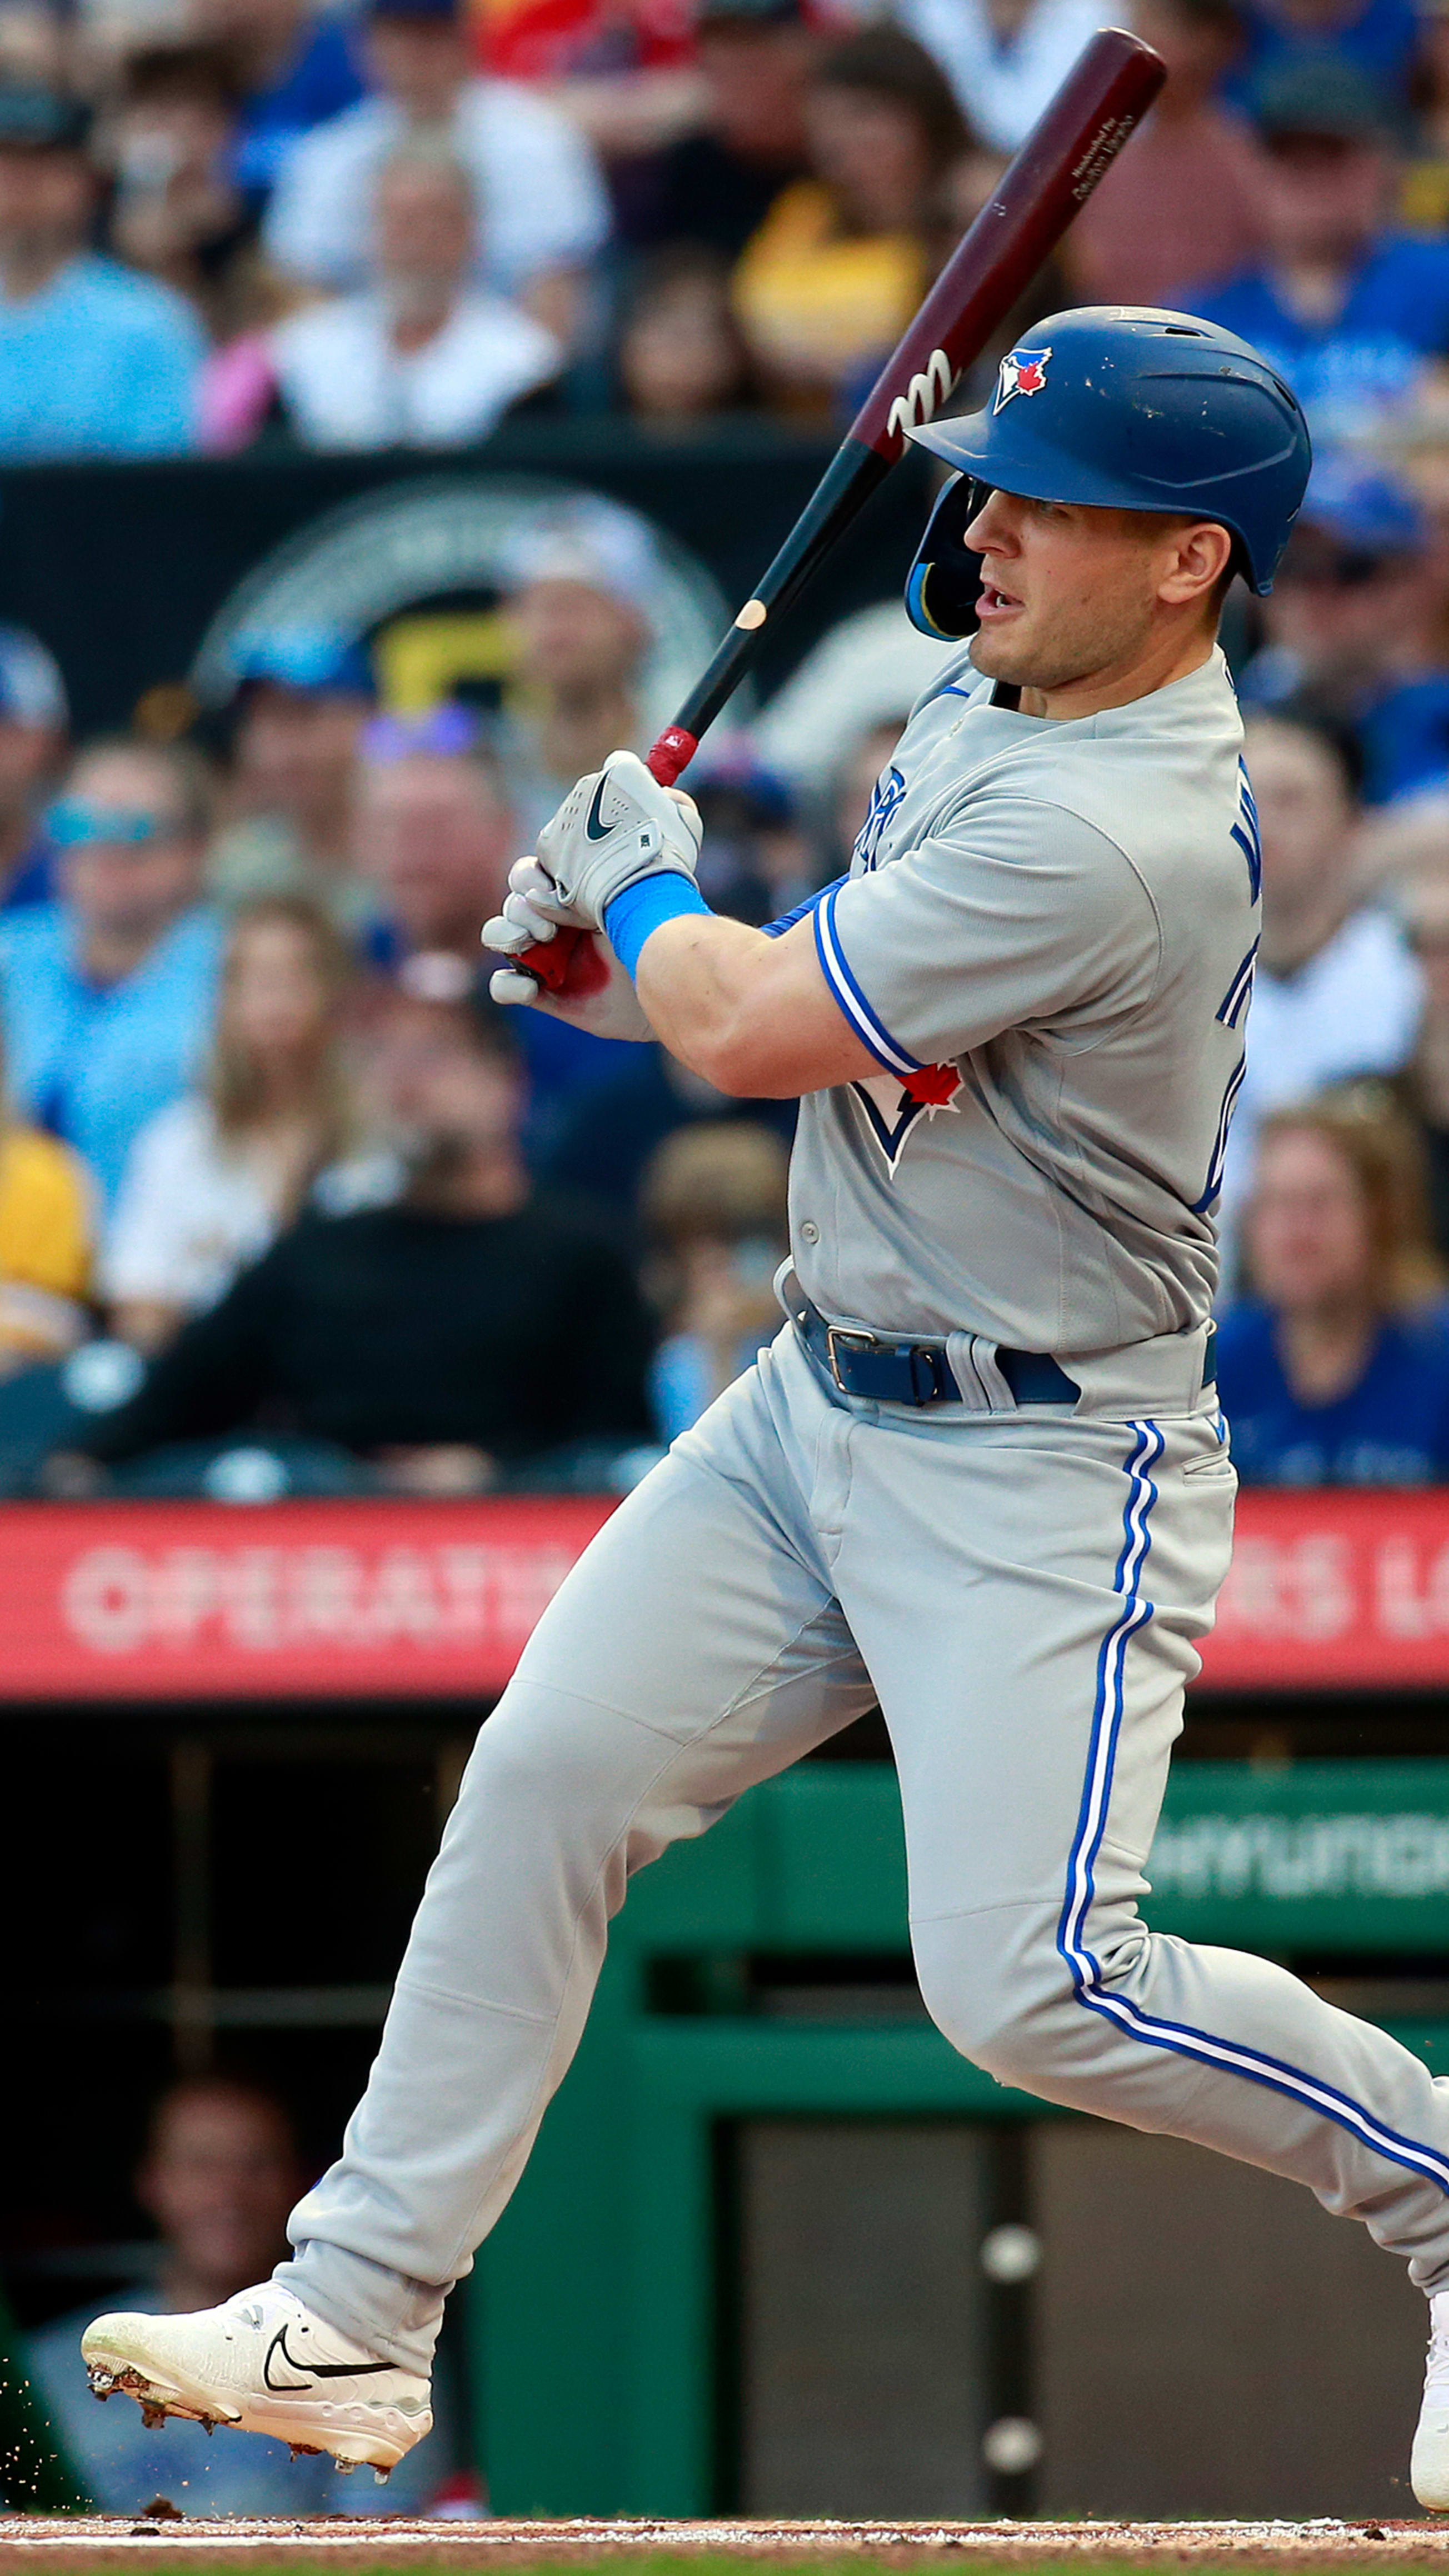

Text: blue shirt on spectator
xmin=0 ymin=902 xmax=223 ymax=1204
xmin=1226 ymin=0 xmax=1420 ymax=103
xmin=231 ymin=16 xmax=368 ymax=202
xmin=1188 ymin=237 xmax=1449 ymax=427
xmin=0 ymin=254 xmax=203 ymax=461
xmin=1216 ymin=1300 xmax=1449 ymax=1485
xmin=1 ymin=832 xmax=53 ymax=909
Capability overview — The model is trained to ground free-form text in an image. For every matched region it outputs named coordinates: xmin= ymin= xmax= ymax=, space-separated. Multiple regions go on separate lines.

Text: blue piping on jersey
xmin=1216 ymin=936 xmax=1259 ymax=1032
xmin=1233 ymin=760 xmax=1262 ymax=902
xmin=762 ymin=875 xmax=846 ymax=940
xmin=1056 ymin=1421 xmax=1449 ymax=2199
xmin=1192 ymin=1051 xmax=1247 ymax=1215
xmin=813 ymin=883 xmax=924 ymax=1078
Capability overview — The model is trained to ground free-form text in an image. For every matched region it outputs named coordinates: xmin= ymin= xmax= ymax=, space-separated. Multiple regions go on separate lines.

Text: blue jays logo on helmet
xmin=993 ymin=346 xmax=1052 ymax=413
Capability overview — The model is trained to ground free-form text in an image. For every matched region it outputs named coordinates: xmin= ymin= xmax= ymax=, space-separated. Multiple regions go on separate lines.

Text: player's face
xmin=963 ymin=490 xmax=1225 ymax=701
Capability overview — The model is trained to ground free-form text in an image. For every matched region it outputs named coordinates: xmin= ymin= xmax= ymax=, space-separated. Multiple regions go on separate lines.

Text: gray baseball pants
xmin=279 ymin=1325 xmax=1449 ymax=2369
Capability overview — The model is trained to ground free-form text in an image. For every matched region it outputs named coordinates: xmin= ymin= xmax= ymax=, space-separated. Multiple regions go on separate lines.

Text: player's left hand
xmin=534 ymin=747 xmax=703 ymax=928
xmin=486 ymin=858 xmax=653 ymax=1041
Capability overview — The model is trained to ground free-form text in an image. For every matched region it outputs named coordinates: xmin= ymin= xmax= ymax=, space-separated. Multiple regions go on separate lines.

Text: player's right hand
xmin=484 ymin=857 xmax=653 ymax=1043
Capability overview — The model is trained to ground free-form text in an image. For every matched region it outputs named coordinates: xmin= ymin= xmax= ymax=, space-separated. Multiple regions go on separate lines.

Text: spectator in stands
xmin=895 ymin=0 xmax=1115 ymax=156
xmin=643 ymin=1119 xmax=791 ymax=1440
xmin=625 ymin=0 xmax=814 ymax=261
xmin=27 ymin=2074 xmax=452 ymax=2515
xmin=1220 ymin=712 xmax=1423 ymax=1257
xmin=359 ymin=701 xmax=642 ymax=1142
xmin=732 ymin=28 xmax=968 ymax=414
xmin=497 ymin=515 xmax=654 ymax=844
xmin=1392 ymin=870 xmax=1449 ymax=1260
xmin=1241 ymin=459 xmax=1449 ymax=805
xmin=1188 ymin=58 xmax=1449 ymax=438
xmin=189 ymin=0 xmax=367 ymax=208
xmin=469 ymin=0 xmax=694 ymax=99
xmin=0 ymin=626 xmax=66 ymax=912
xmin=208 ymin=629 xmax=376 ymax=928
xmin=1216 ymin=1097 xmax=1449 ymax=1483
xmin=0 ymin=9 xmax=64 ymax=87
xmin=0 ymin=81 xmax=204 ymax=460
xmin=103 ymin=897 xmax=362 ymax=1354
xmin=0 ymin=1018 xmax=93 ymax=1372
xmin=1226 ymin=0 xmax=1421 ymax=108
xmin=267 ymin=138 xmax=562 ymax=451
xmin=1063 ymin=0 xmax=1266 ymax=308
xmin=98 ymin=42 xmax=260 ymax=342
xmin=0 ymin=738 xmax=223 ymax=1206
xmin=616 ymin=244 xmax=754 ymax=425
xmin=79 ymin=982 xmax=655 ymax=1489
xmin=354 ymin=705 xmax=515 ymax=967
xmin=264 ymin=0 xmax=610 ymax=351
xmin=1404 ymin=0 xmax=1449 ymax=232
xmin=690 ymin=741 xmax=817 ymax=924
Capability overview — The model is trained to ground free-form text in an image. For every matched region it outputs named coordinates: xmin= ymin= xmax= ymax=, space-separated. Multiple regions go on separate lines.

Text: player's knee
xmin=911 ymin=1910 xmax=1076 ymax=2081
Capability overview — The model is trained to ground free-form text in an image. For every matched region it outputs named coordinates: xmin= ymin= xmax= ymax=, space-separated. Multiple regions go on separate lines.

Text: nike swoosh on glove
xmin=534 ymin=749 xmax=703 ymax=928
xmin=485 ymin=858 xmax=652 ymax=1042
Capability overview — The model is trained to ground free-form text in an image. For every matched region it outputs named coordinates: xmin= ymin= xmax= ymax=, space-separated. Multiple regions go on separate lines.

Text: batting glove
xmin=486 ymin=858 xmax=653 ymax=1042
xmin=534 ymin=748 xmax=703 ymax=929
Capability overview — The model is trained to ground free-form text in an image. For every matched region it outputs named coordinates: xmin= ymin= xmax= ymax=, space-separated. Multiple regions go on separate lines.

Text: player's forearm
xmin=635 ymin=913 xmax=795 ymax=1095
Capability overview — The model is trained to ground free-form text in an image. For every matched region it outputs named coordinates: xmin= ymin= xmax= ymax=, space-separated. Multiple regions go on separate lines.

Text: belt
xmin=787 ymin=1279 xmax=1081 ymax=1411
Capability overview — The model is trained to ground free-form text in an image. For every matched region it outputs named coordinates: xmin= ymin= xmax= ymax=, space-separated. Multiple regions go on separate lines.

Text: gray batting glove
xmin=534 ymin=748 xmax=703 ymax=928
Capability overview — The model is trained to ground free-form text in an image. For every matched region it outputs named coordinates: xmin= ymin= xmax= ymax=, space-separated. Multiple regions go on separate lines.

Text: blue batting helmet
xmin=903 ymin=306 xmax=1312 ymax=638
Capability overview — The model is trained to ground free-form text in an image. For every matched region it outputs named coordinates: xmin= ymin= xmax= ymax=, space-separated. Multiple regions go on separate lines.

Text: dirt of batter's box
xmin=4 ymin=2522 xmax=1449 ymax=2574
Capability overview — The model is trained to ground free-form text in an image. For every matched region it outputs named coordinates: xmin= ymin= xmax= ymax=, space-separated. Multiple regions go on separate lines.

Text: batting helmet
xmin=903 ymin=306 xmax=1312 ymax=638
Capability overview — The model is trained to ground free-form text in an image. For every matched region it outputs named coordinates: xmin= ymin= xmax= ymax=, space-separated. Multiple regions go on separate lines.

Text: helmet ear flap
xmin=905 ymin=474 xmax=987 ymax=640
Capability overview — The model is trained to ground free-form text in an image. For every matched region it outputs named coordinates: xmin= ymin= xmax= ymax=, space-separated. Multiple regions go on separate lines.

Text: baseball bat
xmin=522 ymin=23 xmax=1165 ymax=991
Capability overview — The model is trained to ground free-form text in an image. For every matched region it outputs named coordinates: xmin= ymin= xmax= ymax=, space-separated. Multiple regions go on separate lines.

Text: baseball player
xmin=82 ymin=309 xmax=1449 ymax=2509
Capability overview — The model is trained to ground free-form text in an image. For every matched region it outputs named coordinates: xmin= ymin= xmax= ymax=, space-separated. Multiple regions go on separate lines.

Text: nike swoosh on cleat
xmin=584 ymin=775 xmax=614 ymax=841
xmin=263 ymin=2325 xmax=396 ymax=2393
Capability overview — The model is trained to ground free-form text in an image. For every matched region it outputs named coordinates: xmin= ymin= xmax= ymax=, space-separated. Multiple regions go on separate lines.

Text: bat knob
xmin=517 ymin=926 xmax=584 ymax=992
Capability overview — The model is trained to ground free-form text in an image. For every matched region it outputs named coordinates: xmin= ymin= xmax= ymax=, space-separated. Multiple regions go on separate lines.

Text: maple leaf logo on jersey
xmin=852 ymin=1064 xmax=963 ymax=1171
xmin=993 ymin=346 xmax=1052 ymax=413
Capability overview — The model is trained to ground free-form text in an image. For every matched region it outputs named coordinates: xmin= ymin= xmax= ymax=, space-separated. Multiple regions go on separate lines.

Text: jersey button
xmin=800 ymin=1220 xmax=820 ymax=1245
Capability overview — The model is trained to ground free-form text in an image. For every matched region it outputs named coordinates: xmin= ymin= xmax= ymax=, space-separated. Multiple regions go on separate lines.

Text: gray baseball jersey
xmin=790 ymin=643 xmax=1260 ymax=1355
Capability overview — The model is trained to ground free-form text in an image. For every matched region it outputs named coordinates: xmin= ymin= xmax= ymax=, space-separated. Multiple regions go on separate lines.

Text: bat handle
xmin=503 ymin=725 xmax=705 ymax=992
xmin=646 ymin=724 xmax=700 ymax=787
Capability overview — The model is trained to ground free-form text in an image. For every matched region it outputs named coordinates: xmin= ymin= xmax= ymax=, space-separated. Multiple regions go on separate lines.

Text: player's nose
xmin=963 ymin=487 xmax=1020 ymax=556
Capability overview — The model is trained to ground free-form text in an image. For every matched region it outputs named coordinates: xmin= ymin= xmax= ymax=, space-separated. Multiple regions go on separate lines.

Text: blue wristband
xmin=604 ymin=872 xmax=712 ymax=979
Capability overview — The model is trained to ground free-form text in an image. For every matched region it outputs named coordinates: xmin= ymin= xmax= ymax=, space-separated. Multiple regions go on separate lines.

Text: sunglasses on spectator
xmin=46 ymin=799 xmax=187 ymax=848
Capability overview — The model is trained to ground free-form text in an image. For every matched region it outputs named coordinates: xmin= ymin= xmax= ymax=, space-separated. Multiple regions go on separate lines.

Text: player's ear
xmin=1157 ymin=520 xmax=1234 ymax=612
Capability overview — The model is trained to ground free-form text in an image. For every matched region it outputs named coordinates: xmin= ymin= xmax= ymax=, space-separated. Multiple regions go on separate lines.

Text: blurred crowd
xmin=7 ymin=0 xmax=1449 ymax=1486
xmin=0 ymin=550 xmax=917 ymax=1504
xmin=17 ymin=0 xmax=1449 ymax=455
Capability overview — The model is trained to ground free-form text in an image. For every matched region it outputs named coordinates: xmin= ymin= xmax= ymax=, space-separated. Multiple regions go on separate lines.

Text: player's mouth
xmin=976 ymin=580 xmax=1023 ymax=622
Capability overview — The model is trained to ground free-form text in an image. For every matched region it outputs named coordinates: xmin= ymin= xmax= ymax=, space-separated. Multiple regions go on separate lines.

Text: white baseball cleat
xmin=81 ymin=2283 xmax=431 ymax=2475
xmin=1412 ymin=2290 xmax=1449 ymax=2508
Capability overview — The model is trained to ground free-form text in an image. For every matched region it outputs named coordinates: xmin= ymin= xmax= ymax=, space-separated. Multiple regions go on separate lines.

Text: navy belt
xmin=788 ymin=1281 xmax=1080 ymax=1411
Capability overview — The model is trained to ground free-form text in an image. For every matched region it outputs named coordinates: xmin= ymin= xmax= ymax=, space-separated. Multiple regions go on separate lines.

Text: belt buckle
xmin=825 ymin=1323 xmax=874 ymax=1392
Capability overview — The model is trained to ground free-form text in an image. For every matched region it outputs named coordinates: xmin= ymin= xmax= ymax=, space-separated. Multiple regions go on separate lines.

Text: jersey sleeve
xmin=813 ymin=793 xmax=1162 ymax=1074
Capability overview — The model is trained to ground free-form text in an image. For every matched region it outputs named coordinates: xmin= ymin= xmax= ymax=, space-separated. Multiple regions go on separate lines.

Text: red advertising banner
xmin=1203 ymin=1487 xmax=1449 ymax=1690
xmin=0 ymin=1496 xmax=617 ymax=1701
xmin=0 ymin=1488 xmax=1447 ymax=1701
